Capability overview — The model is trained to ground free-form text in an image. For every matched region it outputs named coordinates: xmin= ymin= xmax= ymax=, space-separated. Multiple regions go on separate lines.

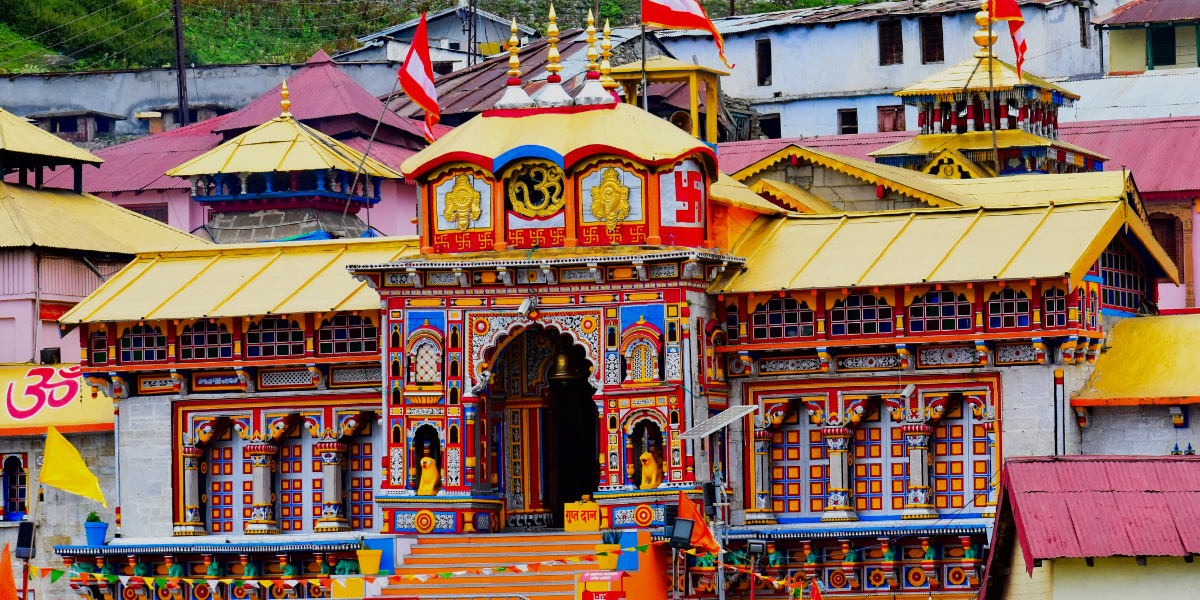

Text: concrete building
xmin=339 ymin=6 xmax=536 ymax=73
xmin=659 ymin=0 xmax=1118 ymax=137
xmin=1092 ymin=0 xmax=1200 ymax=73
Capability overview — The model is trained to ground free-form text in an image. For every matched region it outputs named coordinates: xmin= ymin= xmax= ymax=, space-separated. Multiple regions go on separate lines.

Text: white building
xmin=660 ymin=0 xmax=1120 ymax=137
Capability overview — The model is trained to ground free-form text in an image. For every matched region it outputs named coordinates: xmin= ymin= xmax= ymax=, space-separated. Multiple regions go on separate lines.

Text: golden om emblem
xmin=507 ymin=163 xmax=565 ymax=218
xmin=590 ymin=168 xmax=630 ymax=233
xmin=443 ymin=174 xmax=482 ymax=229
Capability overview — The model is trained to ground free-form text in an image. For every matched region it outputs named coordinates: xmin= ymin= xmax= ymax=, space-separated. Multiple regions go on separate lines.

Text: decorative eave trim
xmin=347 ymin=250 xmax=746 ymax=272
xmin=54 ymin=541 xmax=363 ymax=556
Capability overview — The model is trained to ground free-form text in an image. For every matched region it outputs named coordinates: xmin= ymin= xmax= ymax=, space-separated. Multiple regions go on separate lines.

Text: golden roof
xmin=711 ymin=173 xmax=789 ymax=214
xmin=609 ymin=55 xmax=730 ymax=78
xmin=712 ymin=201 xmax=1177 ymax=294
xmin=748 ymin=179 xmax=838 ymax=214
xmin=0 ymin=182 xmax=206 ymax=254
xmin=869 ymin=130 xmax=1106 ymax=160
xmin=1073 ymin=314 xmax=1200 ymax=406
xmin=0 ymin=107 xmax=103 ymax=165
xmin=400 ymin=103 xmax=715 ymax=179
xmin=731 ymin=144 xmax=976 ymax=208
xmin=895 ymin=56 xmax=1079 ymax=100
xmin=165 ymin=114 xmax=400 ymax=178
xmin=60 ymin=236 xmax=418 ymax=324
xmin=934 ymin=171 xmax=1134 ymax=206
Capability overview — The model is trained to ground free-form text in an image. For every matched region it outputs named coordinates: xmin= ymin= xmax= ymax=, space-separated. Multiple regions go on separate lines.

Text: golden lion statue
xmin=417 ymin=456 xmax=441 ymax=495
xmin=639 ymin=451 xmax=663 ymax=489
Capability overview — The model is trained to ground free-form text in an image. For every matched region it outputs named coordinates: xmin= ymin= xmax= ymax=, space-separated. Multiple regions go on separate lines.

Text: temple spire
xmin=532 ymin=5 xmax=574 ymax=107
xmin=600 ymin=20 xmax=618 ymax=91
xmin=280 ymin=81 xmax=292 ymax=117
xmin=973 ymin=1 xmax=997 ymax=59
xmin=574 ymin=10 xmax=617 ymax=106
xmin=494 ymin=18 xmax=534 ymax=109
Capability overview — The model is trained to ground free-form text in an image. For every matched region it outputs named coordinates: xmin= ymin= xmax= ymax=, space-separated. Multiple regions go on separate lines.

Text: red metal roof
xmin=999 ymin=456 xmax=1200 ymax=571
xmin=1093 ymin=0 xmax=1200 ymax=26
xmin=717 ymin=131 xmax=916 ymax=173
xmin=215 ymin=50 xmax=425 ymax=139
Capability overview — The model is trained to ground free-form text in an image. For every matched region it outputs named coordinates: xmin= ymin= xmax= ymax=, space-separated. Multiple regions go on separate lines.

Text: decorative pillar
xmin=744 ymin=427 xmax=776 ymax=524
xmin=314 ymin=442 xmax=349 ymax=532
xmin=244 ymin=444 xmax=280 ymax=534
xmin=175 ymin=445 xmax=206 ymax=535
xmin=821 ymin=426 xmax=856 ymax=522
xmin=902 ymin=424 xmax=937 ymax=519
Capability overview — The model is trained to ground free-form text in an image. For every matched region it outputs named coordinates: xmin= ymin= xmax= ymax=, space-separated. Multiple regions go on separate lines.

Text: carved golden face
xmin=590 ymin=167 xmax=630 ymax=233
xmin=443 ymin=174 xmax=482 ymax=230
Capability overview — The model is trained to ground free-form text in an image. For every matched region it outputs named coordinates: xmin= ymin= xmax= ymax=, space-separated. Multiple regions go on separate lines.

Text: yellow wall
xmin=1053 ymin=556 xmax=1200 ymax=600
xmin=1109 ymin=27 xmax=1199 ymax=72
xmin=1001 ymin=538 xmax=1053 ymax=600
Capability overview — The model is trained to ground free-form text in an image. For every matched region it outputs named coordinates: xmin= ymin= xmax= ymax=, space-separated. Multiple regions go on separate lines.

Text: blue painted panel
xmin=406 ymin=310 xmax=446 ymax=335
xmin=363 ymin=537 xmax=394 ymax=574
xmin=616 ymin=531 xmax=640 ymax=571
xmin=620 ymin=304 xmax=666 ymax=333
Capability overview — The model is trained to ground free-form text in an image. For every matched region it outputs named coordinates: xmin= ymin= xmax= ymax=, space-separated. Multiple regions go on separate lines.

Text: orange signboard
xmin=0 ymin=365 xmax=114 ymax=435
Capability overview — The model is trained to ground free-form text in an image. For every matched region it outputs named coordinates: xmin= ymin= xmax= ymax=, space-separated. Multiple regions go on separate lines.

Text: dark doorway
xmin=546 ymin=343 xmax=599 ymax=526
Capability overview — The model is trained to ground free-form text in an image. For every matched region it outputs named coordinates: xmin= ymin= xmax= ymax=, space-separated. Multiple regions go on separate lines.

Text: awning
xmin=1073 ymin=314 xmax=1200 ymax=406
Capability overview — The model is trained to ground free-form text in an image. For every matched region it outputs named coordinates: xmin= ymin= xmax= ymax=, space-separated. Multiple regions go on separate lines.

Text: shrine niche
xmin=503 ymin=160 xmax=567 ymax=248
xmin=578 ymin=160 xmax=646 ymax=245
xmin=431 ymin=165 xmax=495 ymax=252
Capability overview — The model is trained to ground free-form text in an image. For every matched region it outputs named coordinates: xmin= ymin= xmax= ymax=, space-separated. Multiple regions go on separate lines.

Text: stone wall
xmin=118 ymin=395 xmax=175 ymax=539
xmin=1081 ymin=405 xmax=1200 ymax=456
xmin=746 ymin=163 xmax=931 ymax=211
xmin=998 ymin=364 xmax=1089 ymax=459
xmin=0 ymin=432 xmax=115 ymax=600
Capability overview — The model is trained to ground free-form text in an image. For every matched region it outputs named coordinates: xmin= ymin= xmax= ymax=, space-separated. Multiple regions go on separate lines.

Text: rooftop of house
xmin=1093 ymin=0 xmax=1200 ymax=27
xmin=25 ymin=109 xmax=127 ymax=121
xmin=0 ymin=106 xmax=103 ymax=168
xmin=357 ymin=6 xmax=536 ymax=43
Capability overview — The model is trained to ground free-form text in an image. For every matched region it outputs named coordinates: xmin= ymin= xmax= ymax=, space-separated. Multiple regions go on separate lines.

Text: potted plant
xmin=595 ymin=531 xmax=622 ymax=570
xmin=84 ymin=511 xmax=108 ymax=546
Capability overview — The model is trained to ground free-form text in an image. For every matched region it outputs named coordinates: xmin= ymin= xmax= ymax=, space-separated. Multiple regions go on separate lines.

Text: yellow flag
xmin=39 ymin=426 xmax=106 ymax=506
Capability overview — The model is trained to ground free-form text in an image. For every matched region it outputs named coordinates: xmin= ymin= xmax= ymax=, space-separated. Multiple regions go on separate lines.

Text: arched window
xmin=120 ymin=325 xmax=166 ymax=363
xmin=986 ymin=289 xmax=1030 ymax=330
xmin=625 ymin=339 xmax=659 ymax=382
xmin=449 ymin=426 xmax=460 ymax=444
xmin=829 ymin=294 xmax=893 ymax=336
xmin=390 ymin=325 xmax=401 ymax=350
xmin=180 ymin=320 xmax=233 ymax=360
xmin=245 ymin=318 xmax=304 ymax=358
xmin=3 ymin=456 xmax=26 ymax=520
xmin=409 ymin=340 xmax=442 ymax=384
xmin=449 ymin=326 xmax=461 ymax=349
xmin=318 ymin=315 xmax=378 ymax=355
xmin=908 ymin=291 xmax=972 ymax=333
xmin=448 ymin=387 xmax=460 ymax=404
xmin=751 ymin=298 xmax=815 ymax=340
xmin=390 ymin=356 xmax=401 ymax=378
xmin=1043 ymin=288 xmax=1068 ymax=328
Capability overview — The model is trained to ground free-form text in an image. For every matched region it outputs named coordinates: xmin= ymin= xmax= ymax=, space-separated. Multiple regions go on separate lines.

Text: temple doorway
xmin=545 ymin=344 xmax=599 ymax=525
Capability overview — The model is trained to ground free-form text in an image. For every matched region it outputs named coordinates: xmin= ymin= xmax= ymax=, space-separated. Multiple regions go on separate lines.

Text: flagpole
xmin=641 ymin=21 xmax=649 ymax=111
xmin=987 ymin=0 xmax=999 ymax=176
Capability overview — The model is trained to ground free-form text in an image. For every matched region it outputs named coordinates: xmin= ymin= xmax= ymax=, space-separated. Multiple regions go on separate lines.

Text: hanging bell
xmin=548 ymin=346 xmax=583 ymax=380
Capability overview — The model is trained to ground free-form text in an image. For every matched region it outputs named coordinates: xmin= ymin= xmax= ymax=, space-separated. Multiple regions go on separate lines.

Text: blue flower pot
xmin=84 ymin=521 xmax=108 ymax=546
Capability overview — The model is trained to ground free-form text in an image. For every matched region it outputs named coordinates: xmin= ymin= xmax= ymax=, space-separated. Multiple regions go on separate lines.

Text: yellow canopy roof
xmin=1073 ymin=314 xmax=1200 ymax=406
xmin=609 ymin=55 xmax=730 ymax=78
xmin=711 ymin=173 xmax=789 ymax=214
xmin=60 ymin=236 xmax=419 ymax=324
xmin=869 ymin=130 xmax=1105 ymax=160
xmin=712 ymin=200 xmax=1178 ymax=294
xmin=0 ymin=107 xmax=102 ymax=165
xmin=934 ymin=171 xmax=1135 ymax=207
xmin=400 ymin=103 xmax=715 ymax=179
xmin=0 ymin=182 xmax=206 ymax=254
xmin=749 ymin=179 xmax=839 ymax=214
xmin=895 ymin=56 xmax=1079 ymax=99
xmin=166 ymin=115 xmax=400 ymax=178
xmin=731 ymin=144 xmax=976 ymax=208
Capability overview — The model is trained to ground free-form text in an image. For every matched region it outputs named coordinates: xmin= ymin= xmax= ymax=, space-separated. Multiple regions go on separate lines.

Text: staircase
xmin=377 ymin=531 xmax=606 ymax=600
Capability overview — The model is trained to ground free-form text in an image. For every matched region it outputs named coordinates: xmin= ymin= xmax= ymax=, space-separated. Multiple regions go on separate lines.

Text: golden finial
xmin=585 ymin=10 xmax=598 ymax=73
xmin=507 ymin=18 xmax=522 ymax=80
xmin=546 ymin=5 xmax=562 ymax=77
xmin=600 ymin=19 xmax=617 ymax=90
xmin=973 ymin=0 xmax=997 ymax=58
xmin=280 ymin=81 xmax=292 ymax=116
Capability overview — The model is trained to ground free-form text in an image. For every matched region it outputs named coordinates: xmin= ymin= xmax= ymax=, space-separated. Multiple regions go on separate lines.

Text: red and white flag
xmin=642 ymin=0 xmax=733 ymax=68
xmin=398 ymin=12 xmax=439 ymax=142
xmin=990 ymin=0 xmax=1027 ymax=78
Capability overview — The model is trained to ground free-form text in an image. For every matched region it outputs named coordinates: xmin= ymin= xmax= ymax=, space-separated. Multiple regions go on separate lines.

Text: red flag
xmin=398 ymin=12 xmax=440 ymax=143
xmin=990 ymin=0 xmax=1027 ymax=78
xmin=642 ymin=0 xmax=733 ymax=68
xmin=0 ymin=543 xmax=17 ymax=600
xmin=677 ymin=491 xmax=720 ymax=555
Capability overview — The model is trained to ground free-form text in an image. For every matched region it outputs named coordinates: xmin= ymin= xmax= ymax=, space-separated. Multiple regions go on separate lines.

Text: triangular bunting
xmin=218 ymin=579 xmax=234 ymax=585
xmin=513 ymin=565 xmax=529 ymax=573
xmin=437 ymin=573 xmax=452 ymax=579
xmin=451 ymin=571 xmax=467 ymax=577
xmin=635 ymin=545 xmax=649 ymax=553
xmin=118 ymin=576 xmax=130 ymax=585
xmin=526 ymin=564 xmax=542 ymax=573
xmin=49 ymin=571 xmax=65 ymax=584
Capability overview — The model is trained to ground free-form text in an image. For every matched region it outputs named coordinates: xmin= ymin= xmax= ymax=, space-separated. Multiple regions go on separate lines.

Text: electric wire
xmin=0 ymin=3 xmax=169 ymax=68
xmin=0 ymin=0 xmax=156 ymax=51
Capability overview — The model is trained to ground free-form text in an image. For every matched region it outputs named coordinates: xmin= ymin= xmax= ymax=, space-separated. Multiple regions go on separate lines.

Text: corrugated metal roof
xmin=997 ymin=456 xmax=1200 ymax=571
xmin=214 ymin=51 xmax=425 ymax=140
xmin=0 ymin=107 xmax=103 ymax=165
xmin=1056 ymin=116 xmax=1200 ymax=198
xmin=710 ymin=200 xmax=1176 ymax=293
xmin=1093 ymin=0 xmax=1200 ymax=26
xmin=1072 ymin=314 xmax=1200 ymax=405
xmin=718 ymin=132 xmax=914 ymax=173
xmin=0 ymin=182 xmax=207 ymax=253
xmin=1057 ymin=68 xmax=1200 ymax=122
xmin=933 ymin=171 xmax=1132 ymax=205
xmin=357 ymin=6 xmax=534 ymax=43
xmin=60 ymin=236 xmax=418 ymax=324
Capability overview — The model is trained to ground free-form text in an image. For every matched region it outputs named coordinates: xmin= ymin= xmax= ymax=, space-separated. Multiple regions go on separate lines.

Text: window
xmin=128 ymin=204 xmax=168 ymax=223
xmin=1043 ymin=288 xmax=1068 ymax=328
xmin=120 ymin=325 xmax=166 ymax=363
xmin=207 ymin=436 xmax=242 ymax=534
xmin=751 ymin=298 xmax=814 ymax=340
xmin=318 ymin=315 xmax=378 ymax=355
xmin=1101 ymin=239 xmax=1147 ymax=311
xmin=278 ymin=443 xmax=307 ymax=532
xmin=626 ymin=339 xmax=660 ymax=381
xmin=1148 ymin=215 xmax=1181 ymax=276
xmin=725 ymin=304 xmax=740 ymax=343
xmin=919 ymin=16 xmax=944 ymax=63
xmin=1086 ymin=290 xmax=1099 ymax=329
xmin=933 ymin=401 xmax=969 ymax=510
xmin=759 ymin=114 xmax=781 ymax=139
xmin=96 ymin=118 xmax=111 ymax=134
xmin=180 ymin=320 xmax=233 ymax=360
xmin=50 ymin=117 xmax=78 ymax=134
xmin=1079 ymin=7 xmax=1090 ymax=48
xmin=409 ymin=340 xmax=441 ymax=384
xmin=432 ymin=61 xmax=455 ymax=76
xmin=3 ymin=455 xmax=26 ymax=520
xmin=755 ymin=39 xmax=772 ymax=86
xmin=348 ymin=441 xmax=374 ymax=530
xmin=986 ymin=288 xmax=1031 ymax=330
xmin=877 ymin=105 xmax=906 ymax=132
xmin=838 ymin=109 xmax=859 ymax=135
xmin=878 ymin=20 xmax=903 ymax=65
xmin=246 ymin=318 xmax=305 ymax=358
xmin=829 ymin=294 xmax=893 ymax=336
xmin=908 ymin=291 xmax=972 ymax=333
xmin=90 ymin=331 xmax=108 ymax=365
xmin=770 ymin=415 xmax=826 ymax=514
xmin=1150 ymin=26 xmax=1176 ymax=66
xmin=853 ymin=412 xmax=886 ymax=512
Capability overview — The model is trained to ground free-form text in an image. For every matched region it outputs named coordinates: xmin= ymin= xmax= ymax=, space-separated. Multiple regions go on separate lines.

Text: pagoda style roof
xmin=711 ymin=200 xmax=1176 ymax=294
xmin=166 ymin=111 xmax=400 ymax=179
xmin=0 ymin=182 xmax=206 ymax=254
xmin=0 ymin=107 xmax=103 ymax=166
xmin=609 ymin=55 xmax=729 ymax=77
xmin=869 ymin=130 xmax=1105 ymax=161
xmin=60 ymin=236 xmax=417 ymax=324
xmin=399 ymin=102 xmax=716 ymax=180
xmin=895 ymin=56 xmax=1079 ymax=101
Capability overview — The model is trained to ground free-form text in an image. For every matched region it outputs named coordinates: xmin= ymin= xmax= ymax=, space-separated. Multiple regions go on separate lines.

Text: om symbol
xmin=507 ymin=163 xmax=565 ymax=218
xmin=6 ymin=366 xmax=81 ymax=420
